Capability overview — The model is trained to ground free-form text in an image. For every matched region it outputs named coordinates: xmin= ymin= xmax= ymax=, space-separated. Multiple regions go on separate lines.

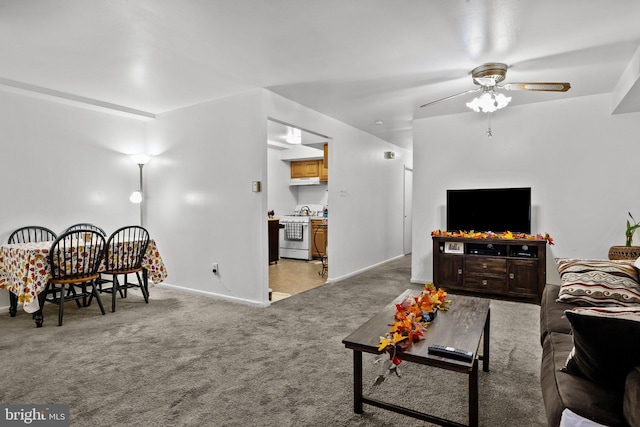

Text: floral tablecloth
xmin=0 ymin=239 xmax=167 ymax=313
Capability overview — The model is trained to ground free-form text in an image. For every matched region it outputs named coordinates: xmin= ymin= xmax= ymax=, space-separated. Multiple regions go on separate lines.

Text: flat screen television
xmin=446 ymin=187 xmax=531 ymax=234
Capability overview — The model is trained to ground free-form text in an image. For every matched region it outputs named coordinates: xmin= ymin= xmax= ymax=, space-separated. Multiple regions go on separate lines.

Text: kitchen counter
xmin=268 ymin=218 xmax=280 ymax=264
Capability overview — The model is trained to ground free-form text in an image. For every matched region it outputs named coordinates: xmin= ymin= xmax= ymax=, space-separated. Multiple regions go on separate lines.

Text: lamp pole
xmin=138 ymin=163 xmax=144 ymax=227
xmin=129 ymin=153 xmax=151 ymax=228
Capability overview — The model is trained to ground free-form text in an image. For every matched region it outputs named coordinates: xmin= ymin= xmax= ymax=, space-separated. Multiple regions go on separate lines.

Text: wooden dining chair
xmin=7 ymin=226 xmax=57 ymax=244
xmin=43 ymin=229 xmax=106 ymax=326
xmin=65 ymin=223 xmax=107 ymax=236
xmin=97 ymin=226 xmax=151 ymax=312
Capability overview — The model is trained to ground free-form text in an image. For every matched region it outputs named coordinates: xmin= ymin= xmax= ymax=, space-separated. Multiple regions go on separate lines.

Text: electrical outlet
xmin=212 ymin=263 xmax=219 ymax=274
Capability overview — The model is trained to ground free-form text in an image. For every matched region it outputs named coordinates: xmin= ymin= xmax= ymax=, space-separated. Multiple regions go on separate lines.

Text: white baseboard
xmin=156 ymin=283 xmax=269 ymax=307
xmin=328 ymin=254 xmax=406 ymax=284
xmin=157 ymin=255 xmax=410 ymax=306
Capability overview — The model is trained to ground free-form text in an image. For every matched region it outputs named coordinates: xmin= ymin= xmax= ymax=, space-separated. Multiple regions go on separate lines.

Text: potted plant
xmin=626 ymin=212 xmax=640 ymax=246
xmin=609 ymin=212 xmax=640 ymax=259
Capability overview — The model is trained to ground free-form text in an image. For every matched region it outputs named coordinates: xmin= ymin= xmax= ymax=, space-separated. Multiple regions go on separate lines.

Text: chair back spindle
xmin=106 ymin=226 xmax=150 ymax=273
xmin=8 ymin=226 xmax=57 ymax=244
xmin=65 ymin=223 xmax=107 ymax=237
xmin=98 ymin=226 xmax=151 ymax=312
xmin=49 ymin=230 xmax=105 ymax=280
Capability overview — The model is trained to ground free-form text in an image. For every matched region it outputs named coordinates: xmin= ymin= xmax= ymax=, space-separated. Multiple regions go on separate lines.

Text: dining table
xmin=0 ymin=239 xmax=167 ymax=327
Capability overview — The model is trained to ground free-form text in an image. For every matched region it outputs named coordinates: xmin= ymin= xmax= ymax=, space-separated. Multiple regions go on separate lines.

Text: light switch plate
xmin=252 ymin=181 xmax=261 ymax=192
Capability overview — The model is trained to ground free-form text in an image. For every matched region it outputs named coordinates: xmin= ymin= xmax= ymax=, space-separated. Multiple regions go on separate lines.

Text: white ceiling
xmin=2 ymin=0 xmax=640 ymax=150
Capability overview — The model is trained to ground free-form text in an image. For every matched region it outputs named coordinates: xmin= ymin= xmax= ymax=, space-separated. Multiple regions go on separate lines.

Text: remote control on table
xmin=428 ymin=344 xmax=474 ymax=362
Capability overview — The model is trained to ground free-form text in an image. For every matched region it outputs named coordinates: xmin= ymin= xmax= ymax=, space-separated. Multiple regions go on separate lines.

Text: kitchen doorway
xmin=266 ymin=119 xmax=330 ymax=301
xmin=269 ymin=258 xmax=327 ymax=301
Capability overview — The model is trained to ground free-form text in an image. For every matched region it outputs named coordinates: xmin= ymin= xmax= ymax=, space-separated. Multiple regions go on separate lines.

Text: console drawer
xmin=465 ymin=274 xmax=507 ymax=292
xmin=464 ymin=258 xmax=507 ymax=275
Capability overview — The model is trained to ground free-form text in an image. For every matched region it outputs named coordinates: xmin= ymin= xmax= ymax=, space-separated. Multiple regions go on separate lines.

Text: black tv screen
xmin=447 ymin=187 xmax=531 ymax=234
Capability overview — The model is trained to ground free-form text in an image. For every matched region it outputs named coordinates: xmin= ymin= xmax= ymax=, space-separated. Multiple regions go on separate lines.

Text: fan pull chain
xmin=486 ymin=113 xmax=493 ymax=138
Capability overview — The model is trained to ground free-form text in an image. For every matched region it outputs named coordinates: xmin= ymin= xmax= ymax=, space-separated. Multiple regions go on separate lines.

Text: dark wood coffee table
xmin=342 ymin=290 xmax=490 ymax=427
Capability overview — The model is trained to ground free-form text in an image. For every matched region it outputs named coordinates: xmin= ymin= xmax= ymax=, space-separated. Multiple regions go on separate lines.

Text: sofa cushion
xmin=540 ymin=284 xmax=573 ymax=346
xmin=541 ymin=332 xmax=626 ymax=427
xmin=624 ymin=366 xmax=640 ymax=427
xmin=555 ymin=258 xmax=640 ymax=306
xmin=564 ymin=306 xmax=640 ymax=390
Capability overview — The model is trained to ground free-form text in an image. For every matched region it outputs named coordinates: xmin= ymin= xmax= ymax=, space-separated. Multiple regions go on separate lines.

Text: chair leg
xmin=111 ymin=275 xmax=118 ymax=313
xmin=136 ymin=271 xmax=149 ymax=303
xmin=91 ymin=281 xmax=105 ymax=315
xmin=9 ymin=292 xmax=18 ymax=317
xmin=58 ymin=284 xmax=65 ymax=326
xmin=117 ymin=276 xmax=125 ymax=298
xmin=81 ymin=283 xmax=88 ymax=307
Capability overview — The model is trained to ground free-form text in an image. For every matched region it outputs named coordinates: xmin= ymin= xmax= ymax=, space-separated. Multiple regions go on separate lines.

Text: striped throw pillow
xmin=556 ymin=258 xmax=640 ymax=306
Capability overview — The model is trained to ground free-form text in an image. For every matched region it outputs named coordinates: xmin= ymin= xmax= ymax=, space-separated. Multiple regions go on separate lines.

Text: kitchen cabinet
xmin=432 ymin=236 xmax=546 ymax=303
xmin=320 ymin=144 xmax=328 ymax=181
xmin=291 ymin=160 xmax=320 ymax=178
xmin=311 ymin=220 xmax=327 ymax=259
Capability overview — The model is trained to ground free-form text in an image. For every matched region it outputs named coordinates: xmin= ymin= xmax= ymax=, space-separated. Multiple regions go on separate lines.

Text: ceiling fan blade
xmin=501 ymin=82 xmax=571 ymax=92
xmin=419 ymin=88 xmax=481 ymax=108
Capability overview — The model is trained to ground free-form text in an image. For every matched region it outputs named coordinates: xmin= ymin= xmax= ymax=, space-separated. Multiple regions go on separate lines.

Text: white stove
xmin=279 ymin=204 xmax=324 ymax=260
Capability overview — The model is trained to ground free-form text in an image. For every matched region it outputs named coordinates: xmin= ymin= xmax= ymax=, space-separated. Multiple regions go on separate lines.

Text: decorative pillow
xmin=555 ymin=258 xmax=640 ymax=306
xmin=563 ymin=306 xmax=640 ymax=390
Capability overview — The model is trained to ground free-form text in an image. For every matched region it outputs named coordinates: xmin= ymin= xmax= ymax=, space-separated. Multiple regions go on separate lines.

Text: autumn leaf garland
xmin=431 ymin=229 xmax=554 ymax=245
xmin=378 ymin=283 xmax=451 ymax=366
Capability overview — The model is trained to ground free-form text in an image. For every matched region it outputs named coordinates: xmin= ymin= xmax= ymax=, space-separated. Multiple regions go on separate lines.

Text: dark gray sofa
xmin=540 ymin=284 xmax=640 ymax=426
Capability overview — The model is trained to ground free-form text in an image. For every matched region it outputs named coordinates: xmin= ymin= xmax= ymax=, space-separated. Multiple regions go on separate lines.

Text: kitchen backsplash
xmin=297 ymin=184 xmax=328 ymax=208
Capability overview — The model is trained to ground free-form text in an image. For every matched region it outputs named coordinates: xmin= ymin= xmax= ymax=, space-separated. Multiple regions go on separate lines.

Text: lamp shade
xmin=130 ymin=153 xmax=151 ymax=165
xmin=129 ymin=191 xmax=143 ymax=204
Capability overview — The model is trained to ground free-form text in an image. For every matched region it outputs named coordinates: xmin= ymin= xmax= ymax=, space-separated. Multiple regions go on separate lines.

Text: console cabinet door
xmin=507 ymin=259 xmax=539 ymax=297
xmin=435 ymin=254 xmax=463 ymax=288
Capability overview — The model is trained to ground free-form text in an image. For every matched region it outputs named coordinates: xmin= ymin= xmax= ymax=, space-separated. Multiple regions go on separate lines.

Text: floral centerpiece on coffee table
xmin=373 ymin=283 xmax=450 ymax=385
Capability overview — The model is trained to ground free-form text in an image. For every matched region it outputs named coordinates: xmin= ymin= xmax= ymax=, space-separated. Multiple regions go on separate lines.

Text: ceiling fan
xmin=419 ymin=62 xmax=571 ymax=113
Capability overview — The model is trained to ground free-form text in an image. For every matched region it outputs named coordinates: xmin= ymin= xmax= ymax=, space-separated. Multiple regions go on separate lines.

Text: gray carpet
xmin=0 ymin=256 xmax=546 ymax=426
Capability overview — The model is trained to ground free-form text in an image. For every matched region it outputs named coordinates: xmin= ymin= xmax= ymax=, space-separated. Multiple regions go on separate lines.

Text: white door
xmin=403 ymin=166 xmax=413 ymax=255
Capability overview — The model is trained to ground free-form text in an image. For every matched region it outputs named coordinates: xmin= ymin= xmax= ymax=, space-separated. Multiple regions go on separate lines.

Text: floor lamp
xmin=129 ymin=154 xmax=151 ymax=227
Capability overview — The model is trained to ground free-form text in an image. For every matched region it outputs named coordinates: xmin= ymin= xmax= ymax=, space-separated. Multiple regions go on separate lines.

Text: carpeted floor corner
xmin=0 ymin=255 xmax=546 ymax=426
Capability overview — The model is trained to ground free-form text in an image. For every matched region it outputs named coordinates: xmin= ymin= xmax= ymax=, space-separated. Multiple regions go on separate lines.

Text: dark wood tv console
xmin=432 ymin=236 xmax=547 ymax=303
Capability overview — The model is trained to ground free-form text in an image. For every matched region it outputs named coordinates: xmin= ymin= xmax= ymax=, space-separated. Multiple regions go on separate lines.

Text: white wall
xmin=0 ymin=90 xmax=147 ymax=309
xmin=145 ymin=90 xmax=269 ymax=305
xmin=411 ymin=93 xmax=640 ymax=285
xmin=297 ymin=184 xmax=328 ymax=208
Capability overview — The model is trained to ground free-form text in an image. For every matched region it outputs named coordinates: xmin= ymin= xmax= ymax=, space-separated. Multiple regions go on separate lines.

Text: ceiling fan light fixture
xmin=466 ymin=90 xmax=511 ymax=113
